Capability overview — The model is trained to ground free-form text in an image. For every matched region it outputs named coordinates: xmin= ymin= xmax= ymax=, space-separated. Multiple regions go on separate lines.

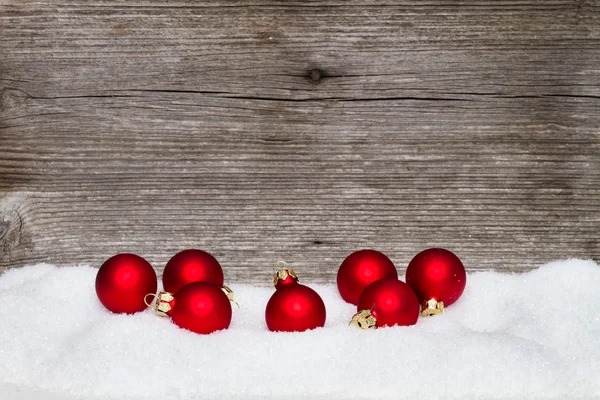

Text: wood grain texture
xmin=1 ymin=0 xmax=599 ymax=283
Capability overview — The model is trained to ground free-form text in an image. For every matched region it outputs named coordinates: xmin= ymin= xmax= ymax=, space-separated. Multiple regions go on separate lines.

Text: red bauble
xmin=265 ymin=264 xmax=326 ymax=332
xmin=266 ymin=285 xmax=326 ymax=332
xmin=352 ymin=278 xmax=420 ymax=328
xmin=337 ymin=249 xmax=398 ymax=305
xmin=169 ymin=282 xmax=232 ymax=334
xmin=95 ymin=253 xmax=157 ymax=314
xmin=162 ymin=249 xmax=224 ymax=294
xmin=405 ymin=248 xmax=467 ymax=315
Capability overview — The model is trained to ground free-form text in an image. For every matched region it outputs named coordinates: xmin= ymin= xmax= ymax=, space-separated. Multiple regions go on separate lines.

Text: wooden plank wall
xmin=0 ymin=1 xmax=598 ymax=283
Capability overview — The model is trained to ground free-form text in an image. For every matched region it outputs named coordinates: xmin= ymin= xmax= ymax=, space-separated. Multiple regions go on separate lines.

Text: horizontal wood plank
xmin=1 ymin=0 xmax=599 ymax=283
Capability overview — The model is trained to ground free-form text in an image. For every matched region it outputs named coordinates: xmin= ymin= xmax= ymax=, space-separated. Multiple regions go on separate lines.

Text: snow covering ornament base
xmin=1 ymin=259 xmax=600 ymax=400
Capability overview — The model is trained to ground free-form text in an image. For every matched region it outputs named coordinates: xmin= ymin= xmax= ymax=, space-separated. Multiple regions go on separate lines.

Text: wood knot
xmin=0 ymin=218 xmax=12 ymax=244
xmin=309 ymin=68 xmax=323 ymax=82
xmin=0 ymin=196 xmax=29 ymax=253
xmin=0 ymin=208 xmax=23 ymax=240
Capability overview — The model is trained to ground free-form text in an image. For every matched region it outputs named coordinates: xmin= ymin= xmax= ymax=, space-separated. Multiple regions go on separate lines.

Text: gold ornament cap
xmin=144 ymin=291 xmax=175 ymax=317
xmin=350 ymin=309 xmax=377 ymax=330
xmin=221 ymin=285 xmax=240 ymax=308
xmin=272 ymin=260 xmax=299 ymax=288
xmin=421 ymin=298 xmax=445 ymax=317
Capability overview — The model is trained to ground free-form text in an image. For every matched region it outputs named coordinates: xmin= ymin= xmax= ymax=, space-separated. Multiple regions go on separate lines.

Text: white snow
xmin=0 ymin=259 xmax=599 ymax=400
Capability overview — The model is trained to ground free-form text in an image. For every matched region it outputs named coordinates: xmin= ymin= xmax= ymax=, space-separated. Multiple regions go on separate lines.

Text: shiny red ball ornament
xmin=162 ymin=249 xmax=224 ymax=294
xmin=265 ymin=262 xmax=326 ymax=332
xmin=337 ymin=249 xmax=398 ymax=305
xmin=350 ymin=278 xmax=420 ymax=329
xmin=405 ymin=248 xmax=467 ymax=316
xmin=95 ymin=253 xmax=157 ymax=314
xmin=163 ymin=282 xmax=232 ymax=334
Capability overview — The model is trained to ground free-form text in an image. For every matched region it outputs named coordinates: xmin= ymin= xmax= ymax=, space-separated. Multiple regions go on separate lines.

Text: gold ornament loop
xmin=273 ymin=260 xmax=290 ymax=272
xmin=144 ymin=293 xmax=157 ymax=307
xmin=350 ymin=309 xmax=377 ymax=330
xmin=221 ymin=285 xmax=240 ymax=309
xmin=421 ymin=298 xmax=445 ymax=317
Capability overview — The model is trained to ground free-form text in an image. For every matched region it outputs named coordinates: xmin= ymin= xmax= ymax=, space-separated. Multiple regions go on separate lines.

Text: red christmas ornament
xmin=162 ymin=249 xmax=224 ymax=294
xmin=150 ymin=282 xmax=232 ymax=334
xmin=95 ymin=253 xmax=157 ymax=314
xmin=265 ymin=262 xmax=326 ymax=332
xmin=350 ymin=278 xmax=419 ymax=329
xmin=405 ymin=248 xmax=467 ymax=316
xmin=337 ymin=249 xmax=398 ymax=305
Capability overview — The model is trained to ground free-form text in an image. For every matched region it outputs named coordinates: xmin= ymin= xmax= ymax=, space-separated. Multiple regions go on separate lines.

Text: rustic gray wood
xmin=1 ymin=0 xmax=599 ymax=284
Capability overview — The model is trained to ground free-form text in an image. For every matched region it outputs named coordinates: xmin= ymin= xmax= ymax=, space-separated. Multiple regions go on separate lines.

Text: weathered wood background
xmin=1 ymin=0 xmax=598 ymax=283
